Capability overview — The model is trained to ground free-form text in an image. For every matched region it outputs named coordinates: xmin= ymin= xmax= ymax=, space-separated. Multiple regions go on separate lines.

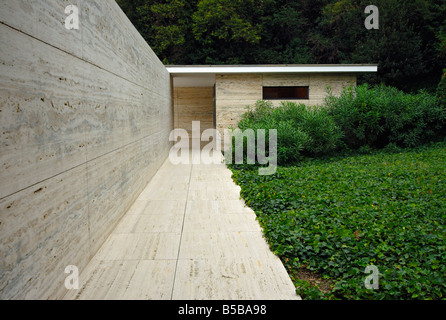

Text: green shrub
xmin=325 ymin=85 xmax=380 ymax=149
xmin=240 ymin=100 xmax=274 ymax=124
xmin=275 ymin=120 xmax=310 ymax=164
xmin=232 ymin=100 xmax=342 ymax=165
xmin=234 ymin=101 xmax=306 ymax=165
xmin=298 ymin=106 xmax=343 ymax=156
xmin=326 ymin=84 xmax=446 ymax=149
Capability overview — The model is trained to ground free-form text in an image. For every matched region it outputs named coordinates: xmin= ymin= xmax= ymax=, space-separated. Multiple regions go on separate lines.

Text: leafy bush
xmin=232 ymin=101 xmax=308 ymax=165
xmin=274 ymin=121 xmax=309 ymax=164
xmin=229 ymin=142 xmax=446 ymax=299
xmin=231 ymin=100 xmax=342 ymax=165
xmin=298 ymin=106 xmax=343 ymax=156
xmin=326 ymin=84 xmax=446 ymax=149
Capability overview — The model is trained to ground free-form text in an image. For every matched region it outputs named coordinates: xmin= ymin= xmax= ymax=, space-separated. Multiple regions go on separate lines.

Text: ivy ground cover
xmin=229 ymin=142 xmax=446 ymax=299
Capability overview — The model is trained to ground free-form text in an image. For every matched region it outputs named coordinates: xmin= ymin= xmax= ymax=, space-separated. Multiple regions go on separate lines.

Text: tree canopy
xmin=116 ymin=0 xmax=446 ymax=91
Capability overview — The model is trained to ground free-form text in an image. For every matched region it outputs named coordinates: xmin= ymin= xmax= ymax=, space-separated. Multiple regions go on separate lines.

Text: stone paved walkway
xmin=63 ymin=149 xmax=299 ymax=300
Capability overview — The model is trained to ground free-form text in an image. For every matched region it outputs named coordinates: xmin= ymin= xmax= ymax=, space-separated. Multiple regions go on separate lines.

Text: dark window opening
xmin=263 ymin=86 xmax=309 ymax=100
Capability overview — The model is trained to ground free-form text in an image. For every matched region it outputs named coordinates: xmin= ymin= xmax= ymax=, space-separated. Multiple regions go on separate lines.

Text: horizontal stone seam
xmin=0 ymin=21 xmax=169 ymax=99
xmin=0 ymin=131 xmax=165 ymax=201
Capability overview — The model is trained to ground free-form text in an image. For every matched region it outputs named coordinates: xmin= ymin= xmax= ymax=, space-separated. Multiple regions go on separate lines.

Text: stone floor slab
xmin=172 ymin=258 xmax=299 ymax=300
xmin=182 ymin=214 xmax=261 ymax=232
xmin=127 ymin=199 xmax=187 ymax=216
xmin=185 ymin=200 xmax=254 ymax=215
xmin=64 ymin=259 xmax=176 ymax=300
xmin=93 ymin=233 xmax=181 ymax=261
xmin=178 ymin=232 xmax=274 ymax=260
xmin=114 ymin=214 xmax=184 ymax=233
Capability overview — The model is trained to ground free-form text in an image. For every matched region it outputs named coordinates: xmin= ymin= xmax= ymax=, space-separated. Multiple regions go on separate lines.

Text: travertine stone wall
xmin=215 ymin=74 xmax=262 ymax=135
xmin=215 ymin=73 xmax=356 ymax=135
xmin=174 ymin=87 xmax=214 ymax=137
xmin=0 ymin=0 xmax=172 ymax=299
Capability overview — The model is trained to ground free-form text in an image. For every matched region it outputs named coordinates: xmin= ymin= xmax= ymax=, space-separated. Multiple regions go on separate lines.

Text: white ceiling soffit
xmin=166 ymin=65 xmax=378 ymax=75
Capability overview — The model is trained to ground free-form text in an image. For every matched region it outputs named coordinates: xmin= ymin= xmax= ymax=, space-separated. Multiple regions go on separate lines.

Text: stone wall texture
xmin=174 ymin=87 xmax=214 ymax=138
xmin=215 ymin=73 xmax=356 ymax=134
xmin=0 ymin=0 xmax=173 ymax=299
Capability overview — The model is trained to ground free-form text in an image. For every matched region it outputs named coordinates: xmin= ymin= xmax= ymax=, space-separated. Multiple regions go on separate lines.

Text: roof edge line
xmin=166 ymin=65 xmax=378 ymax=74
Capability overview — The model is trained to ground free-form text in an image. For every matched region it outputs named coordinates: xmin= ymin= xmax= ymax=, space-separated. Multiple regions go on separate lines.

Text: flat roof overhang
xmin=166 ymin=64 xmax=378 ymax=75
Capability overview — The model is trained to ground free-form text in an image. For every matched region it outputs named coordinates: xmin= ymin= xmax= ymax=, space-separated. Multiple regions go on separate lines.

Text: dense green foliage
xmin=117 ymin=0 xmax=446 ymax=91
xmin=229 ymin=85 xmax=445 ymax=167
xmin=326 ymin=84 xmax=446 ymax=150
xmin=229 ymin=142 xmax=446 ymax=299
xmin=230 ymin=100 xmax=342 ymax=165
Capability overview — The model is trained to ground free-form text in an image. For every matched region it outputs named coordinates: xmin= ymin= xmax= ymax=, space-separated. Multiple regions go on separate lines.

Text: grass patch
xmin=228 ymin=142 xmax=446 ymax=299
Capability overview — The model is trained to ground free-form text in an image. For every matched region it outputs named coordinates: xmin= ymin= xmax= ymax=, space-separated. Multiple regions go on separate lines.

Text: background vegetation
xmin=117 ymin=0 xmax=446 ymax=92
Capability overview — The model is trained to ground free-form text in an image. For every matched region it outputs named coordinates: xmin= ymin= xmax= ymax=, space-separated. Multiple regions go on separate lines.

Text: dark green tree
xmin=191 ymin=0 xmax=265 ymax=64
xmin=117 ymin=0 xmax=198 ymax=64
xmin=253 ymin=0 xmax=313 ymax=64
xmin=138 ymin=0 xmax=198 ymax=64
